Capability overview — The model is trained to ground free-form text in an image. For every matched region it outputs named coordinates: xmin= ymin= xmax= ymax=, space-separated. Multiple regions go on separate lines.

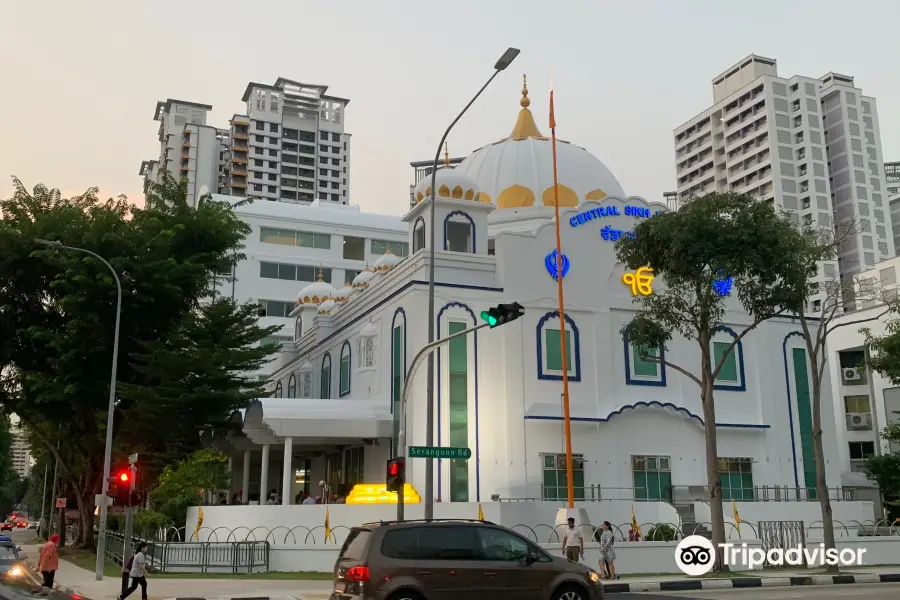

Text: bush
xmin=646 ymin=523 xmax=678 ymax=541
xmin=133 ymin=509 xmax=173 ymax=539
xmin=107 ymin=513 xmax=124 ymax=533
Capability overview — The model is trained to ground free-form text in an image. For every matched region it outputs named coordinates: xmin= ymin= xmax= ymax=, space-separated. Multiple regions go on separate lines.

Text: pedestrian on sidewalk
xmin=561 ymin=517 xmax=584 ymax=562
xmin=118 ymin=542 xmax=149 ymax=600
xmin=598 ymin=521 xmax=617 ymax=580
xmin=38 ymin=534 xmax=60 ymax=590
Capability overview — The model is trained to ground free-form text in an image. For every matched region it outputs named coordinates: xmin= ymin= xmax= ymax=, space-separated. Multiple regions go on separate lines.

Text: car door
xmin=415 ymin=525 xmax=486 ymax=600
xmin=476 ymin=527 xmax=558 ymax=600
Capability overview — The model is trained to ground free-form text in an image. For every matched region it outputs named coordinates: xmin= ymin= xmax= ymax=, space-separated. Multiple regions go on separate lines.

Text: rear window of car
xmin=339 ymin=528 xmax=371 ymax=560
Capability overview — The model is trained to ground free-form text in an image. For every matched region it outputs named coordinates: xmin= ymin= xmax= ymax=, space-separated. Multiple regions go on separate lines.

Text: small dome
xmin=335 ymin=284 xmax=354 ymax=302
xmin=412 ymin=147 xmax=481 ymax=204
xmin=374 ymin=248 xmax=402 ymax=272
xmin=297 ymin=269 xmax=337 ymax=305
xmin=318 ymin=299 xmax=337 ymax=315
xmin=359 ymin=322 xmax=378 ymax=337
xmin=352 ymin=265 xmax=376 ymax=289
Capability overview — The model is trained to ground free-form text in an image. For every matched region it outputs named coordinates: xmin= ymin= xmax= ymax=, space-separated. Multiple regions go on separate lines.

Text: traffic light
xmin=106 ymin=476 xmax=119 ymax=499
xmin=480 ymin=302 xmax=525 ymax=328
xmin=107 ymin=470 xmax=135 ymax=505
xmin=386 ymin=458 xmax=405 ymax=493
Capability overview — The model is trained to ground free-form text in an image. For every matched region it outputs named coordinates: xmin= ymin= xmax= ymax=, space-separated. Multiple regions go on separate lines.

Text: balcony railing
xmin=499 ymin=484 xmax=859 ymax=503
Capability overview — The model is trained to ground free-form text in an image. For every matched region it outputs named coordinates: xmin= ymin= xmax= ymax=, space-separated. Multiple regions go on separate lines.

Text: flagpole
xmin=549 ymin=86 xmax=575 ymax=509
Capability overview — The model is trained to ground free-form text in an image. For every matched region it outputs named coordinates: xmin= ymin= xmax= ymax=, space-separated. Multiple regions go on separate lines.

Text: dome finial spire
xmin=520 ymin=74 xmax=530 ymax=108
xmin=444 ymin=142 xmax=450 ymax=168
xmin=317 ymin=266 xmax=324 ymax=281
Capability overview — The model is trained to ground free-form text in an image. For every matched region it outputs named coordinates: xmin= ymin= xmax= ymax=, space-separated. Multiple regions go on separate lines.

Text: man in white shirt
xmin=562 ymin=517 xmax=584 ymax=562
xmin=302 ymin=495 xmax=317 ymax=505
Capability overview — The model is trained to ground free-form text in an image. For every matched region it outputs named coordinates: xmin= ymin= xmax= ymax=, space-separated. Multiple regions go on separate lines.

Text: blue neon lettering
xmin=570 ymin=204 xmax=649 ymax=227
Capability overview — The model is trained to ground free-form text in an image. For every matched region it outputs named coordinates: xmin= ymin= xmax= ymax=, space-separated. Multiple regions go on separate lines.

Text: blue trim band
xmin=536 ymin=311 xmax=582 ymax=382
xmin=524 ymin=400 xmax=769 ymax=429
xmin=782 ymin=331 xmax=803 ymax=488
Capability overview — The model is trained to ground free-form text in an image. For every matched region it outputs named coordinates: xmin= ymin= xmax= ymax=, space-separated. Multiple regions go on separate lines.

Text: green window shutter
xmin=545 ymin=328 xmax=572 ymax=372
xmin=632 ymin=345 xmax=659 ymax=377
xmin=714 ymin=341 xmax=738 ymax=382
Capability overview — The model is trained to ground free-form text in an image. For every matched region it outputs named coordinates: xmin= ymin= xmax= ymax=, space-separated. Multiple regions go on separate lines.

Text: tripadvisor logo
xmin=674 ymin=535 xmax=866 ymax=575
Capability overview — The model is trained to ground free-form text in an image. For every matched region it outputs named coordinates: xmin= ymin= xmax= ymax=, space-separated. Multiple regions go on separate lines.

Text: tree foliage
xmin=615 ymin=192 xmax=813 ymax=571
xmin=0 ymin=173 xmax=275 ymax=545
xmin=0 ymin=417 xmax=22 ymax=516
xmin=150 ymin=449 xmax=229 ymax=526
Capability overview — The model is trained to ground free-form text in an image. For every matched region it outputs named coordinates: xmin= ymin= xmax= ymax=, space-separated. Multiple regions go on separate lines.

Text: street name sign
xmin=409 ymin=446 xmax=471 ymax=460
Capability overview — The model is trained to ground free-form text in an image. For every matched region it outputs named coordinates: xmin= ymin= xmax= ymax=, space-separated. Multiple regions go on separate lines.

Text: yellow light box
xmin=346 ymin=483 xmax=421 ymax=504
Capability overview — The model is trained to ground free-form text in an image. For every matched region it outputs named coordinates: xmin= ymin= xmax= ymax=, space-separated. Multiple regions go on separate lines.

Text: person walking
xmin=598 ymin=521 xmax=617 ymax=580
xmin=38 ymin=533 xmax=60 ymax=590
xmin=118 ymin=542 xmax=149 ymax=600
xmin=561 ymin=517 xmax=584 ymax=562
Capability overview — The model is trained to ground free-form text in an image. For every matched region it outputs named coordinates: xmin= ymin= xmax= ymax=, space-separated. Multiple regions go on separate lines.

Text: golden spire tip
xmin=520 ymin=74 xmax=530 ymax=108
xmin=444 ymin=142 xmax=450 ymax=168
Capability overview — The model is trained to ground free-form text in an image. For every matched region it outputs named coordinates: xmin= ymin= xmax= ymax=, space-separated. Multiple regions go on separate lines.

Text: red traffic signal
xmin=386 ymin=458 xmax=405 ymax=493
xmin=118 ymin=471 xmax=130 ymax=483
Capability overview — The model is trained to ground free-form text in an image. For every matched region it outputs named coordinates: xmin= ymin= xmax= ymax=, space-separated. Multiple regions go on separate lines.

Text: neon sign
xmin=713 ymin=271 xmax=733 ymax=296
xmin=622 ymin=267 xmax=654 ymax=296
xmin=601 ymin=226 xmax=635 ymax=242
xmin=544 ymin=250 xmax=570 ymax=280
xmin=569 ymin=205 xmax=659 ymax=228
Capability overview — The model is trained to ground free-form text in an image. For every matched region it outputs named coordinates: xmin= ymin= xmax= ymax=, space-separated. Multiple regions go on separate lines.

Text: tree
xmin=150 ymin=449 xmax=229 ymax=528
xmin=0 ymin=416 xmax=22 ymax=516
xmin=615 ymin=192 xmax=810 ymax=571
xmin=0 ymin=174 xmax=276 ymax=546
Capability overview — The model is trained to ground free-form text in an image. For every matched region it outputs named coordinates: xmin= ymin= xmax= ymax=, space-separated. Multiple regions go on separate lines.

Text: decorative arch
xmin=712 ymin=326 xmax=746 ymax=392
xmin=781 ymin=331 xmax=805 ymax=490
xmin=443 ymin=210 xmax=476 ymax=253
xmin=541 ymin=184 xmax=579 ymax=207
xmin=320 ymin=353 xmax=332 ymax=399
xmin=623 ymin=329 xmax=666 ymax=387
xmin=585 ymin=188 xmax=607 ymax=201
xmin=451 ymin=185 xmax=464 ymax=199
xmin=464 ymin=189 xmax=475 ymax=201
xmin=287 ymin=373 xmax=297 ymax=397
xmin=390 ymin=308 xmax=407 ymax=459
xmin=436 ymin=301 xmax=482 ymax=502
xmin=416 ymin=191 xmax=424 ymax=203
xmin=536 ymin=311 xmax=582 ymax=382
xmin=497 ymin=184 xmax=535 ymax=209
xmin=438 ymin=184 xmax=450 ymax=198
xmin=294 ymin=314 xmax=302 ymax=340
xmin=477 ymin=192 xmax=492 ymax=204
xmin=412 ymin=216 xmax=426 ymax=253
xmin=274 ymin=381 xmax=283 ymax=398
xmin=339 ymin=340 xmax=352 ymax=397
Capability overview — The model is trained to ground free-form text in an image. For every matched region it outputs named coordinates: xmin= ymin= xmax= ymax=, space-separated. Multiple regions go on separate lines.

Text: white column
xmin=260 ymin=444 xmax=270 ymax=503
xmin=226 ymin=457 xmax=233 ymax=504
xmin=242 ymin=450 xmax=251 ymax=504
xmin=282 ymin=437 xmax=293 ymax=506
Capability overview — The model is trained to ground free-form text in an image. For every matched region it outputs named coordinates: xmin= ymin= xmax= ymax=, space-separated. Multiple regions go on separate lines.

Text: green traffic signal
xmin=480 ymin=310 xmax=498 ymax=326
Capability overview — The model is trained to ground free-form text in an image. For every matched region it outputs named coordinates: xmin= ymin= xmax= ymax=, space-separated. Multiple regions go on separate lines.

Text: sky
xmin=2 ymin=0 xmax=898 ymax=217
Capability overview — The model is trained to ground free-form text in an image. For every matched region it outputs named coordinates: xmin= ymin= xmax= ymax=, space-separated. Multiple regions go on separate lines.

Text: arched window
xmin=287 ymin=373 xmax=297 ymax=397
xmin=294 ymin=315 xmax=302 ymax=340
xmin=321 ymin=353 xmax=332 ymax=399
xmin=444 ymin=211 xmax=475 ymax=253
xmin=711 ymin=326 xmax=746 ymax=392
xmin=339 ymin=341 xmax=351 ymax=397
xmin=536 ymin=311 xmax=581 ymax=382
xmin=413 ymin=217 xmax=426 ymax=253
xmin=274 ymin=381 xmax=283 ymax=398
xmin=623 ymin=331 xmax=666 ymax=387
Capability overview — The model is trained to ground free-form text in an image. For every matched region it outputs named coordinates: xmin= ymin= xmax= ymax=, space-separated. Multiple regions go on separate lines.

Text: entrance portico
xmin=209 ymin=398 xmax=393 ymax=505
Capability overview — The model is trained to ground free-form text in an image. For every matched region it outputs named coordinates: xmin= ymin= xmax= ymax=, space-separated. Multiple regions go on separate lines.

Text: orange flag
xmin=549 ymin=89 xmax=556 ymax=129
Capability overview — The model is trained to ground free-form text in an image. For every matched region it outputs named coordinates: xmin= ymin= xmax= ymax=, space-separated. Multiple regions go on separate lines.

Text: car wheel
xmin=553 ymin=584 xmax=589 ymax=600
xmin=387 ymin=591 xmax=425 ymax=600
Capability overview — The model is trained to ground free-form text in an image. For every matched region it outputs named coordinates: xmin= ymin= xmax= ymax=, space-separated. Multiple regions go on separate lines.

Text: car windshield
xmin=0 ymin=546 xmax=16 ymax=563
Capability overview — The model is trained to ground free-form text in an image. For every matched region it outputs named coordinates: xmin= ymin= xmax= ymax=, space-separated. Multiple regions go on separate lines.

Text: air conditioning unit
xmin=851 ymin=415 xmax=863 ymax=425
xmin=843 ymin=367 xmax=861 ymax=381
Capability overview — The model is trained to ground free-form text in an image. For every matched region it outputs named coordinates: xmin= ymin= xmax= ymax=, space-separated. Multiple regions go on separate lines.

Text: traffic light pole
xmin=397 ymin=320 xmax=491 ymax=521
xmin=122 ymin=464 xmax=136 ymax=585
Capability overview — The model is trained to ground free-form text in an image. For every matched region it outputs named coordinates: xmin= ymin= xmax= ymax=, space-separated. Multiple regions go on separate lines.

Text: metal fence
xmin=500 ymin=484 xmax=859 ymax=502
xmin=103 ymin=531 xmax=269 ymax=573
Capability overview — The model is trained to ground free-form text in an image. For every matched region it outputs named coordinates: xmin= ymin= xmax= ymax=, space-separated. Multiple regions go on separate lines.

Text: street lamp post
xmin=423 ymin=47 xmax=519 ymax=520
xmin=34 ymin=238 xmax=122 ymax=580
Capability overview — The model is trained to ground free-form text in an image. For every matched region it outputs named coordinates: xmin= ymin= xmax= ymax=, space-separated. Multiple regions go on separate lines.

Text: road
xmin=619 ymin=583 xmax=900 ymax=599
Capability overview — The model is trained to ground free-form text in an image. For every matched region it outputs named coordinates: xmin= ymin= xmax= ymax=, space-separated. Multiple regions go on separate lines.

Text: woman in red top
xmin=38 ymin=534 xmax=60 ymax=589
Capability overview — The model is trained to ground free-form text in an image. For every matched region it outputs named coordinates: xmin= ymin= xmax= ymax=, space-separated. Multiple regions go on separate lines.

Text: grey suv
xmin=331 ymin=519 xmax=604 ymax=600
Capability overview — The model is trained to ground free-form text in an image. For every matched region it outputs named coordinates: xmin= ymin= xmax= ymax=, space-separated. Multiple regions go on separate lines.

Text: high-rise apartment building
xmin=9 ymin=423 xmax=31 ymax=479
xmin=141 ymin=79 xmax=351 ymax=207
xmin=887 ymin=161 xmax=900 ymax=254
xmin=674 ymin=55 xmax=894 ymax=311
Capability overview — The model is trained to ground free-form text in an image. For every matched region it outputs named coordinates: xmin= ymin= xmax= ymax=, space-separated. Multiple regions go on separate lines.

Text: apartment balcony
xmin=231 ymin=180 xmax=247 ymax=189
xmin=232 ymin=156 xmax=248 ymax=165
xmin=232 ymin=130 xmax=249 ymax=140
xmin=232 ymin=166 xmax=247 ymax=176
xmin=232 ymin=141 xmax=248 ymax=151
xmin=181 ymin=151 xmax=190 ymax=160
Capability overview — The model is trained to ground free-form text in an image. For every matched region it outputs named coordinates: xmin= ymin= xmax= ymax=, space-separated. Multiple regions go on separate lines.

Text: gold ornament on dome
xmin=497 ymin=184 xmax=535 ymax=209
xmin=542 ymin=184 xmax=579 ymax=207
xmin=585 ymin=188 xmax=607 ymax=201
xmin=497 ymin=74 xmax=547 ymax=143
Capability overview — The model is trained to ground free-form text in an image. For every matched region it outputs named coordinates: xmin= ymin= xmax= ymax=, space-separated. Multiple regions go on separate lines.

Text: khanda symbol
xmin=545 ymin=250 xmax=570 ymax=281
